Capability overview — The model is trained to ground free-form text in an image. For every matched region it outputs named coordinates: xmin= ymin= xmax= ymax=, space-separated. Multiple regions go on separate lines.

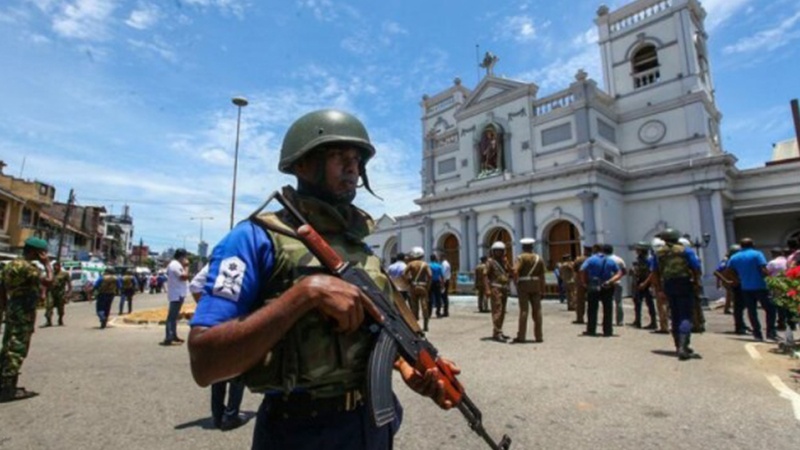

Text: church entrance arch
xmin=483 ymin=227 xmax=513 ymax=266
xmin=437 ymin=233 xmax=460 ymax=291
xmin=546 ymin=220 xmax=581 ymax=269
xmin=383 ymin=238 xmax=398 ymax=267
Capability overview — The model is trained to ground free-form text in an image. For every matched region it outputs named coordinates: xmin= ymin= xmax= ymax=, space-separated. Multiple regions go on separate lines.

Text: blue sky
xmin=1 ymin=0 xmax=798 ymax=254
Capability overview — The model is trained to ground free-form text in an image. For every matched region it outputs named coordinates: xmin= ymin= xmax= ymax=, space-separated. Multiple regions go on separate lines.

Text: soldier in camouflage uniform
xmin=187 ymin=109 xmax=456 ymax=449
xmin=558 ymin=254 xmax=576 ymax=312
xmin=0 ymin=237 xmax=52 ymax=402
xmin=630 ymin=242 xmax=657 ymax=329
xmin=651 ymin=229 xmax=702 ymax=361
xmin=119 ymin=269 xmax=139 ymax=315
xmin=572 ymin=251 xmax=589 ymax=324
xmin=44 ymin=262 xmax=71 ymax=327
xmin=94 ymin=268 xmax=120 ymax=329
xmin=474 ymin=256 xmax=488 ymax=313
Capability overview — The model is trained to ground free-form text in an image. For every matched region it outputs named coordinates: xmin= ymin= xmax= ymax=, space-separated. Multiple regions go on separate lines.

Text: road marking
xmin=766 ymin=374 xmax=800 ymax=422
xmin=745 ymin=343 xmax=762 ymax=360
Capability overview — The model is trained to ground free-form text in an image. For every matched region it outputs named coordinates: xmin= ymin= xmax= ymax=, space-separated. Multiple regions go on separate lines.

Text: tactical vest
xmin=655 ymin=244 xmax=691 ymax=281
xmin=242 ymin=188 xmax=390 ymax=398
xmin=487 ymin=258 xmax=510 ymax=286
xmin=633 ymin=257 xmax=651 ymax=283
xmin=474 ymin=264 xmax=486 ymax=288
xmin=98 ymin=276 xmax=118 ymax=295
xmin=122 ymin=275 xmax=135 ymax=290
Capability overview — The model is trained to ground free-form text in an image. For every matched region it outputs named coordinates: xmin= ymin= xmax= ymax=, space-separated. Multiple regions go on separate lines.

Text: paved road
xmin=1 ymin=293 xmax=798 ymax=449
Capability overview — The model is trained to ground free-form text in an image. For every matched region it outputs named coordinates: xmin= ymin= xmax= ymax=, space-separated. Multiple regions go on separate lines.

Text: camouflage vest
xmin=559 ymin=262 xmax=575 ymax=283
xmin=655 ymin=244 xmax=690 ymax=281
xmin=632 ymin=257 xmax=651 ymax=283
xmin=242 ymin=188 xmax=389 ymax=398
xmin=122 ymin=275 xmax=136 ymax=290
xmin=52 ymin=271 xmax=70 ymax=297
xmin=3 ymin=259 xmax=41 ymax=307
xmin=98 ymin=276 xmax=118 ymax=295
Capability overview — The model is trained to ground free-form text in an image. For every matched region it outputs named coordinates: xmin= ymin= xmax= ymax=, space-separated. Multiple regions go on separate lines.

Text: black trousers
xmin=633 ymin=288 xmax=656 ymax=325
xmin=586 ymin=288 xmax=613 ymax=336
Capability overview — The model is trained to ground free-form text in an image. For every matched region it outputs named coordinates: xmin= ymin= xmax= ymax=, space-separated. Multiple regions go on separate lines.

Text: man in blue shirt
xmin=429 ymin=255 xmax=445 ymax=318
xmin=187 ymin=109 xmax=457 ymax=450
xmin=580 ymin=244 xmax=622 ymax=337
xmin=651 ymin=229 xmax=702 ymax=360
xmin=727 ymin=238 xmax=776 ymax=341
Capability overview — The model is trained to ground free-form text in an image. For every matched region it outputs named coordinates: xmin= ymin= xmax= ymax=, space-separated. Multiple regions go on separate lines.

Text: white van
xmin=61 ymin=261 xmax=106 ymax=301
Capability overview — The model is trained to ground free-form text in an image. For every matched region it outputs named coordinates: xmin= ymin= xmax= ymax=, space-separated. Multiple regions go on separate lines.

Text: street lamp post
xmin=230 ymin=96 xmax=249 ymax=230
xmin=190 ymin=216 xmax=213 ymax=245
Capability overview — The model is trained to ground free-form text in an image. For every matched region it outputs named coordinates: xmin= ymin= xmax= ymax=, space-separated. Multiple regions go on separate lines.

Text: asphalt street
xmin=1 ymin=292 xmax=798 ymax=450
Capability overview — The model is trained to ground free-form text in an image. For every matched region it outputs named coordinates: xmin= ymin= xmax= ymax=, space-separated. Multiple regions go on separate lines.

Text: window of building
xmin=21 ymin=207 xmax=33 ymax=226
xmin=0 ymin=199 xmax=6 ymax=231
xmin=632 ymin=44 xmax=660 ymax=89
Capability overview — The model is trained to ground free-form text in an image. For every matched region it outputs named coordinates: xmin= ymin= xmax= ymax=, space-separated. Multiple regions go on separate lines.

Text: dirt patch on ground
xmin=122 ymin=303 xmax=196 ymax=325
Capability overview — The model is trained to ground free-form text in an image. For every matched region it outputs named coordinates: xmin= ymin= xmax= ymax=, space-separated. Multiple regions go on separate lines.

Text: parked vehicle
xmin=61 ymin=261 xmax=106 ymax=301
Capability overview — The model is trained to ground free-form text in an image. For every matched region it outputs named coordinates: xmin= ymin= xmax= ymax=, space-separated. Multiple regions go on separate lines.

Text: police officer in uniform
xmin=187 ymin=109 xmax=457 ymax=449
xmin=94 ymin=268 xmax=120 ymax=329
xmin=0 ymin=237 xmax=52 ymax=402
xmin=558 ymin=254 xmax=576 ymax=312
xmin=651 ymin=229 xmax=702 ymax=360
xmin=403 ymin=247 xmax=433 ymax=331
xmin=484 ymin=241 xmax=511 ymax=342
xmin=572 ymin=250 xmax=589 ymax=324
xmin=630 ymin=242 xmax=657 ymax=329
xmin=44 ymin=261 xmax=71 ymax=327
xmin=119 ymin=269 xmax=138 ymax=315
xmin=474 ymin=256 xmax=488 ymax=313
xmin=512 ymin=238 xmax=546 ymax=343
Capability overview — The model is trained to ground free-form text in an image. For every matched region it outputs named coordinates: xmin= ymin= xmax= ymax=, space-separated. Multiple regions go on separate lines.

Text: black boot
xmin=0 ymin=376 xmax=38 ymax=403
xmin=58 ymin=317 xmax=64 ymax=326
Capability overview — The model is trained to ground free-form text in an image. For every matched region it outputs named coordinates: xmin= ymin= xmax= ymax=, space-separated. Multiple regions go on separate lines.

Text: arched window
xmin=632 ymin=44 xmax=660 ymax=89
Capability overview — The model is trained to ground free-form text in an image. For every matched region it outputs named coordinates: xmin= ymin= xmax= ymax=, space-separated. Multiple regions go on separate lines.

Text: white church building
xmin=366 ymin=0 xmax=800 ymax=296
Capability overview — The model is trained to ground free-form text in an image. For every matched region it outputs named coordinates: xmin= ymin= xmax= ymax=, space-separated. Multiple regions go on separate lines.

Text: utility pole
xmin=56 ymin=189 xmax=75 ymax=264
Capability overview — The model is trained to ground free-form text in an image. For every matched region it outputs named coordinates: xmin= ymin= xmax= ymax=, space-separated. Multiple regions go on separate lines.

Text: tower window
xmin=632 ymin=45 xmax=660 ymax=89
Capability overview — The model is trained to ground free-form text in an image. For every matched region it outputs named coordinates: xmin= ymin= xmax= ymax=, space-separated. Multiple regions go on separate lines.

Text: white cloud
xmin=722 ymin=9 xmax=800 ymax=54
xmin=701 ymin=0 xmax=754 ymax=32
xmin=200 ymin=149 xmax=232 ymax=166
xmin=127 ymin=37 xmax=177 ymax=63
xmin=495 ymin=15 xmax=539 ymax=43
xmin=297 ymin=0 xmax=336 ymax=22
xmin=125 ymin=2 xmax=160 ymax=30
xmin=383 ymin=21 xmax=407 ymax=36
xmin=515 ymin=41 xmax=602 ymax=93
xmin=50 ymin=0 xmax=116 ymax=41
xmin=182 ymin=0 xmax=247 ymax=17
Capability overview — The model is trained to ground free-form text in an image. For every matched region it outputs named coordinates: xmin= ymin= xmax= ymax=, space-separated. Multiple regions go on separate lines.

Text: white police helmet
xmin=520 ymin=238 xmax=536 ymax=246
xmin=491 ymin=241 xmax=506 ymax=251
xmin=651 ymin=237 xmax=666 ymax=251
xmin=408 ymin=246 xmax=425 ymax=259
xmin=678 ymin=237 xmax=692 ymax=247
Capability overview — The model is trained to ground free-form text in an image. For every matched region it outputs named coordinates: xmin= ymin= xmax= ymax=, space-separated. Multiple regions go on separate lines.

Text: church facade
xmin=366 ymin=0 xmax=800 ymax=295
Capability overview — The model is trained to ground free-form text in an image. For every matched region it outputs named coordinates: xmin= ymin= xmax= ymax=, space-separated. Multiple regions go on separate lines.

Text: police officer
xmin=119 ymin=269 xmax=138 ymax=315
xmin=187 ymin=109 xmax=457 ymax=449
xmin=651 ymin=229 xmax=702 ymax=360
xmin=484 ymin=241 xmax=511 ymax=342
xmin=558 ymin=254 xmax=576 ymax=312
xmin=403 ymin=246 xmax=433 ymax=331
xmin=474 ymin=256 xmax=488 ymax=313
xmin=630 ymin=242 xmax=657 ymax=329
xmin=44 ymin=261 xmax=71 ymax=327
xmin=512 ymin=238 xmax=546 ymax=343
xmin=0 ymin=237 xmax=52 ymax=402
xmin=572 ymin=250 xmax=589 ymax=324
xmin=580 ymin=244 xmax=622 ymax=337
xmin=94 ymin=268 xmax=120 ymax=329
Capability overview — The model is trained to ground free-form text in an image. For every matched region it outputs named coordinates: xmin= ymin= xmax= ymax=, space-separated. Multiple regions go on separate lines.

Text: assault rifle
xmin=253 ymin=189 xmax=511 ymax=450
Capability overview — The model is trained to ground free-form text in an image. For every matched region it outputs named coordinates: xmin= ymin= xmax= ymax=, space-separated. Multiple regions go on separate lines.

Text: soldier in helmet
xmin=512 ymin=238 xmax=546 ymax=343
xmin=0 ymin=237 xmax=52 ymax=402
xmin=474 ymin=256 xmax=488 ymax=313
xmin=187 ymin=109 xmax=457 ymax=449
xmin=483 ymin=241 xmax=512 ymax=342
xmin=646 ymin=237 xmax=671 ymax=334
xmin=119 ymin=269 xmax=139 ymax=315
xmin=651 ymin=228 xmax=702 ymax=360
xmin=93 ymin=267 xmax=120 ymax=329
xmin=43 ymin=261 xmax=71 ymax=327
xmin=403 ymin=247 xmax=433 ymax=331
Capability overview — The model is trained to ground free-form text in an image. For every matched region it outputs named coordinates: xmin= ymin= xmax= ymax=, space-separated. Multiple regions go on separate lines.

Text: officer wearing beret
xmin=187 ymin=109 xmax=458 ymax=449
xmin=0 ymin=236 xmax=52 ymax=402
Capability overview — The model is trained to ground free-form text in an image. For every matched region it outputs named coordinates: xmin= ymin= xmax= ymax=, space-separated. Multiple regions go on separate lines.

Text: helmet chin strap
xmin=359 ymin=161 xmax=383 ymax=201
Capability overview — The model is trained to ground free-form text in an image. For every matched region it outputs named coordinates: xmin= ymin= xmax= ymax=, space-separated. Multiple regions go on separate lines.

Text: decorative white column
xmin=577 ymin=191 xmax=598 ymax=246
xmin=694 ymin=188 xmax=721 ymax=295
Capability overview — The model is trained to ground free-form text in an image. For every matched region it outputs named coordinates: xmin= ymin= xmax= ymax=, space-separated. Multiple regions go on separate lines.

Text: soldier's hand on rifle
xmin=301 ymin=274 xmax=381 ymax=334
xmin=395 ymin=356 xmax=461 ymax=410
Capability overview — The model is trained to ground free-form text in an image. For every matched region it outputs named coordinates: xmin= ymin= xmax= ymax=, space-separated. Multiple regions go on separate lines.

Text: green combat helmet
xmin=279 ymin=109 xmax=380 ymax=197
xmin=728 ymin=244 xmax=741 ymax=256
xmin=634 ymin=241 xmax=650 ymax=251
xmin=659 ymin=228 xmax=682 ymax=243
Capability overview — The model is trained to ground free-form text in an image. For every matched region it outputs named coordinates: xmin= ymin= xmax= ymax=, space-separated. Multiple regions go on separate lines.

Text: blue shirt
xmin=727 ymin=248 xmax=768 ymax=291
xmin=649 ymin=246 xmax=702 ymax=273
xmin=429 ymin=262 xmax=444 ymax=283
xmin=190 ymin=220 xmax=275 ymax=328
xmin=580 ymin=254 xmax=619 ymax=283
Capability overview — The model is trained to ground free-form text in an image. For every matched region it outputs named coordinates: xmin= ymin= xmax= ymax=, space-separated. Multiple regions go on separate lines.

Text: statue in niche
xmin=478 ymin=125 xmax=502 ymax=176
